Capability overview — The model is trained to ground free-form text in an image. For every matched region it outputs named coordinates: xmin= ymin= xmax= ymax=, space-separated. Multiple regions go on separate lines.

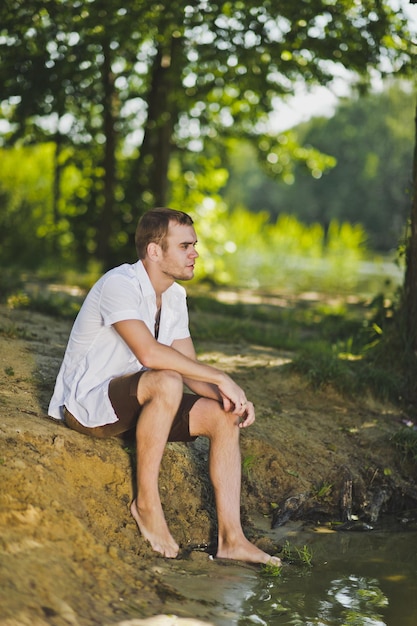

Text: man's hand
xmin=237 ymin=400 xmax=255 ymax=428
xmin=218 ymin=379 xmax=255 ymax=428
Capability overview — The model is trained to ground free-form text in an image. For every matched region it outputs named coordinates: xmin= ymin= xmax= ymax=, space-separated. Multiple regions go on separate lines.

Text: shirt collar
xmin=134 ymin=259 xmax=183 ymax=301
xmin=134 ymin=260 xmax=155 ymax=298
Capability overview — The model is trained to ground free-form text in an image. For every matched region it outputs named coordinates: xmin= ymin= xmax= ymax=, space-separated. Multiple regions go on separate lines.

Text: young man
xmin=49 ymin=207 xmax=281 ymax=566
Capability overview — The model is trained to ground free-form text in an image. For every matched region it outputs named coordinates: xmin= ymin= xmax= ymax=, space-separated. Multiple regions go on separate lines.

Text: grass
xmin=187 ymin=290 xmax=365 ymax=354
xmin=6 ymin=289 xmax=83 ymax=319
xmin=242 ymin=454 xmax=258 ymax=479
xmin=392 ymin=428 xmax=417 ymax=463
xmin=1 ymin=266 xmax=415 ymax=413
xmin=260 ymin=560 xmax=283 ymax=578
xmin=187 ymin=286 xmax=417 ymax=410
xmin=312 ymin=481 xmax=333 ymax=501
xmin=0 ymin=324 xmax=34 ymax=340
xmin=281 ymin=540 xmax=314 ymax=567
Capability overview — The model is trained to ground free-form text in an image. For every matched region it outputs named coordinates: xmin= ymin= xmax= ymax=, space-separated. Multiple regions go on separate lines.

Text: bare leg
xmin=190 ymin=398 xmax=282 ymax=566
xmin=131 ymin=369 xmax=183 ymax=558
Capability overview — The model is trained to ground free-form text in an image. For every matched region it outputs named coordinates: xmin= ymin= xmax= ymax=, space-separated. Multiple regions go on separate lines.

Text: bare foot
xmin=216 ymin=536 xmax=282 ymax=567
xmin=130 ymin=499 xmax=179 ymax=558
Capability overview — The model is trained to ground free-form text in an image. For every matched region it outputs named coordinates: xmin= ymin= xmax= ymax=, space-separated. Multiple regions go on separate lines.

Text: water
xmin=159 ymin=523 xmax=417 ymax=626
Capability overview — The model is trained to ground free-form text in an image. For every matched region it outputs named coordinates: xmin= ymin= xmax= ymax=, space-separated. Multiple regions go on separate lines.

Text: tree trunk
xmin=404 ymin=96 xmax=417 ymax=352
xmin=96 ymin=38 xmax=117 ymax=268
xmin=135 ymin=34 xmax=184 ymax=208
xmin=52 ymin=130 xmax=62 ymax=255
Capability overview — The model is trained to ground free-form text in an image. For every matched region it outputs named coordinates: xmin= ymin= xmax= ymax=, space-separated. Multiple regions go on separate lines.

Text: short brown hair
xmin=135 ymin=207 xmax=194 ymax=259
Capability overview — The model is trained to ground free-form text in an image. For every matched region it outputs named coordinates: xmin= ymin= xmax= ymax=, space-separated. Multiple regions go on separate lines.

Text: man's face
xmin=159 ymin=222 xmax=199 ymax=281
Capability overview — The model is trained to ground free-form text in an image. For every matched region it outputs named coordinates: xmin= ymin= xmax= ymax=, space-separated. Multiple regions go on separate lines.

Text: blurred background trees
xmin=0 ymin=0 xmax=415 ymax=272
xmin=224 ymin=83 xmax=415 ymax=252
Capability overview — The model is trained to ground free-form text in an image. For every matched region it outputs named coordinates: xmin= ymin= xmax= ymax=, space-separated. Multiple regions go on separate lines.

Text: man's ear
xmin=147 ymin=242 xmax=161 ymax=261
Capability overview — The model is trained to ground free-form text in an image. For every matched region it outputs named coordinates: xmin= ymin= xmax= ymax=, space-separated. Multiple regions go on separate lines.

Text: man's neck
xmin=142 ymin=258 xmax=174 ymax=302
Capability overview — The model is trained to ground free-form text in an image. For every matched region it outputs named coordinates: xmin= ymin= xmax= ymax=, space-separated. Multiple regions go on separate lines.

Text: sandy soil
xmin=1 ymin=303 xmax=416 ymax=626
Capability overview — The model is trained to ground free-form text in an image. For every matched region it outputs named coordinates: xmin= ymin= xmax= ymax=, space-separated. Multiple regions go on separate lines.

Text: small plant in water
xmin=260 ymin=560 xmax=282 ymax=578
xmin=282 ymin=540 xmax=313 ymax=567
xmin=296 ymin=544 xmax=313 ymax=567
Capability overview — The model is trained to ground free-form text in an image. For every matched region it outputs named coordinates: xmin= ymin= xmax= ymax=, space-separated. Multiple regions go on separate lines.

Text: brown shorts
xmin=63 ymin=371 xmax=200 ymax=441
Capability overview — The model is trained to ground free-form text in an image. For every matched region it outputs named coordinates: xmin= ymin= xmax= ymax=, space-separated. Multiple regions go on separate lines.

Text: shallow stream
xmin=155 ymin=521 xmax=417 ymax=626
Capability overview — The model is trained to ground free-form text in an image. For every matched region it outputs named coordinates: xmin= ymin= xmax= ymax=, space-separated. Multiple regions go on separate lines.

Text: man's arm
xmin=171 ymin=336 xmax=255 ymax=427
xmin=113 ymin=319 xmax=251 ymax=418
xmin=171 ymin=336 xmax=223 ymax=402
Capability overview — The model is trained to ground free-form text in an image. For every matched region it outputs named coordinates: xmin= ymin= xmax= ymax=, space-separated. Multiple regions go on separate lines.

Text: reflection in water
xmin=236 ymin=528 xmax=417 ymax=626
xmin=239 ymin=572 xmax=389 ymax=625
xmin=161 ymin=527 xmax=417 ymax=626
xmin=323 ymin=575 xmax=388 ymax=625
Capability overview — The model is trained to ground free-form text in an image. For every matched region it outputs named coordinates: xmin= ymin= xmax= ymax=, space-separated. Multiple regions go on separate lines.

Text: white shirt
xmin=48 ymin=260 xmax=190 ymax=427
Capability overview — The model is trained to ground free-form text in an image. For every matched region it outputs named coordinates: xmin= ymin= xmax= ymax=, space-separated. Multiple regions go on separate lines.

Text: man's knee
xmin=138 ymin=369 xmax=183 ymax=405
xmin=191 ymin=398 xmax=240 ymax=439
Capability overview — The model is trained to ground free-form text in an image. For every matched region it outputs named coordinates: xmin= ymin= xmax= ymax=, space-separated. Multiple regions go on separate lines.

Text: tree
xmin=404 ymin=96 xmax=417 ymax=352
xmin=223 ymin=82 xmax=414 ymax=253
xmin=1 ymin=0 xmax=150 ymax=265
xmin=0 ymin=0 xmax=414 ymax=268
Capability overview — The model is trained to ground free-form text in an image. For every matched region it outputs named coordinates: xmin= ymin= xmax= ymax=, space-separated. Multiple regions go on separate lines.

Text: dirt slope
xmin=0 ymin=304 xmax=416 ymax=626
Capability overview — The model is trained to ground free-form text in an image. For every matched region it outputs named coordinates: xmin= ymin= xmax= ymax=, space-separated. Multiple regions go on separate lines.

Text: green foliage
xmin=223 ymin=81 xmax=415 ymax=253
xmin=392 ymin=428 xmax=417 ymax=464
xmin=16 ymin=292 xmax=82 ymax=319
xmin=0 ymin=324 xmax=32 ymax=340
xmin=169 ymin=153 xmax=235 ymax=283
xmin=190 ymin=203 xmax=369 ymax=292
xmin=289 ymin=329 xmax=403 ymax=401
xmin=288 ymin=284 xmax=417 ymax=407
xmin=7 ymin=286 xmax=83 ymax=320
xmin=290 ymin=350 xmax=354 ymax=392
xmin=0 ymin=83 xmax=414 ymax=275
xmin=147 ymin=190 xmax=371 ymax=292
xmin=359 ymin=291 xmax=417 ymax=406
xmin=0 ymin=143 xmax=95 ymax=269
xmin=0 ymin=269 xmax=24 ymax=303
xmin=0 ymin=144 xmax=54 ymax=268
xmin=0 ymin=0 xmax=415 ymax=268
